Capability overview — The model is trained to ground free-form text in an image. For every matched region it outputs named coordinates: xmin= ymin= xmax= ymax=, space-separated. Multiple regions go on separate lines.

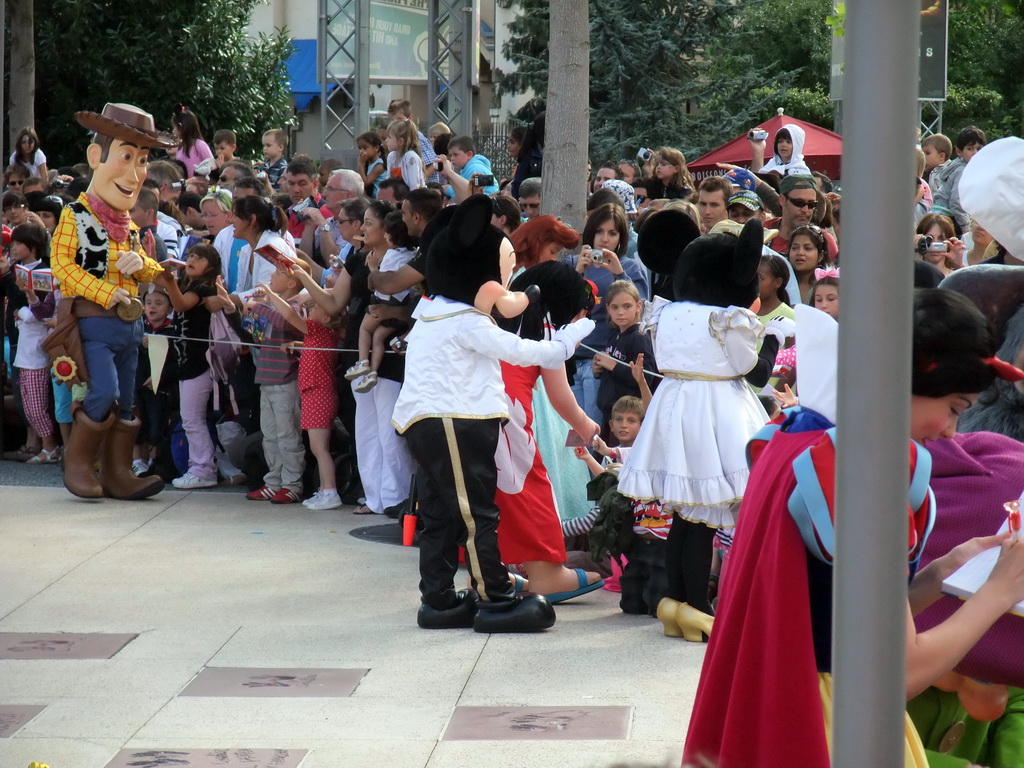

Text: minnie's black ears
xmin=637 ymin=209 xmax=702 ymax=276
xmin=731 ymin=218 xmax=764 ymax=286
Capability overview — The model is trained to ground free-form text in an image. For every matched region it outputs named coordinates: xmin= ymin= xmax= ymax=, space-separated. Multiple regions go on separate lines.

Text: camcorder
xmin=915 ymin=235 xmax=949 ymax=254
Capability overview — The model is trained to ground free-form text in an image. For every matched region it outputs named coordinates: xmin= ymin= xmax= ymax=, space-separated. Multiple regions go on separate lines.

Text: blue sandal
xmin=544 ymin=568 xmax=605 ymax=605
xmin=510 ymin=573 xmax=528 ymax=594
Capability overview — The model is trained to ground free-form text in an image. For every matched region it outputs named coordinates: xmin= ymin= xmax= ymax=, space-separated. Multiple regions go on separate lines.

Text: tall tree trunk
xmin=542 ymin=0 xmax=589 ymax=231
xmin=9 ymin=0 xmax=35 ymax=147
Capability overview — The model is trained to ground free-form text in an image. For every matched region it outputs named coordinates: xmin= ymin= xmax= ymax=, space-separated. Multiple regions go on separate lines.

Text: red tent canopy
xmin=688 ymin=115 xmax=843 ymax=183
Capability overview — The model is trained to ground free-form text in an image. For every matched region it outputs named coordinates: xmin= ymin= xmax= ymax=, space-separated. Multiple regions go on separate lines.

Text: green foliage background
xmin=34 ymin=0 xmax=294 ymax=167
xmin=498 ymin=0 xmax=1024 ymax=163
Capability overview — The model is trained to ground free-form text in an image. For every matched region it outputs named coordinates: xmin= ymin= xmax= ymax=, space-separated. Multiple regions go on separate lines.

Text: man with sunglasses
xmin=765 ymin=175 xmax=838 ymax=261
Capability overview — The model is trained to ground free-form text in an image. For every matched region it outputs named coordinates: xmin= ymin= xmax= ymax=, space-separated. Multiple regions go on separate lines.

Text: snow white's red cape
xmin=683 ymin=407 xmax=933 ymax=768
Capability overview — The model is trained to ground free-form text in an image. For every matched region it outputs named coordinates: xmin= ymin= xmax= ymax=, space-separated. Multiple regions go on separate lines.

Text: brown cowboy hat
xmin=75 ymin=103 xmax=180 ymax=150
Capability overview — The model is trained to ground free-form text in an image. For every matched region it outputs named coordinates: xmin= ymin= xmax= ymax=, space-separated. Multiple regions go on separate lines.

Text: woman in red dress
xmin=495 ymin=261 xmax=605 ymax=600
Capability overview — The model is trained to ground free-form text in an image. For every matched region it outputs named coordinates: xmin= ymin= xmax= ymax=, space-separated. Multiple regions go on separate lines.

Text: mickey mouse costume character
xmin=617 ymin=214 xmax=787 ymax=638
xmin=49 ymin=103 xmax=179 ymax=500
xmin=391 ymin=195 xmax=596 ymax=632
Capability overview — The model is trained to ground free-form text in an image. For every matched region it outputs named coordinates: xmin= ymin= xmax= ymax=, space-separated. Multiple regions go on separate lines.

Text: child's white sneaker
xmin=354 ymin=371 xmax=379 ymax=393
xmin=302 ymin=490 xmax=324 ymax=507
xmin=345 ymin=360 xmax=371 ymax=380
xmin=132 ymin=459 xmax=151 ymax=476
xmin=172 ymin=472 xmax=218 ymax=489
xmin=306 ymin=489 xmax=343 ymax=510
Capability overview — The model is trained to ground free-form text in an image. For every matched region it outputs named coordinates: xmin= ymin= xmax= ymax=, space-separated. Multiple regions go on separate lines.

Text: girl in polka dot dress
xmin=281 ymin=298 xmax=346 ymax=510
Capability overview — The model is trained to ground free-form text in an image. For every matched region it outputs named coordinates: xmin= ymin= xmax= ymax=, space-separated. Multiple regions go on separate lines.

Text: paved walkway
xmin=0 ymin=481 xmax=702 ymax=768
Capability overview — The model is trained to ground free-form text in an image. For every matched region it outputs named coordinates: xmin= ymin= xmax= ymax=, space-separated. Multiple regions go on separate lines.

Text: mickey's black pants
xmin=403 ymin=417 xmax=515 ymax=609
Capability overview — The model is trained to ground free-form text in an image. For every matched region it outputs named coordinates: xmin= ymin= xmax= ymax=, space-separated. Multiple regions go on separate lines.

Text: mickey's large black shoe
xmin=417 ymin=590 xmax=479 ymax=629
xmin=472 ymin=594 xmax=556 ymax=633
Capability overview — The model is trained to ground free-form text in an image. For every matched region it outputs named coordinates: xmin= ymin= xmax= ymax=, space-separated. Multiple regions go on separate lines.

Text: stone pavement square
xmin=103 ymin=747 xmax=306 ymax=767
xmin=178 ymin=667 xmax=367 ymax=698
xmin=443 ymin=705 xmax=632 ymax=740
xmin=0 ymin=633 xmax=137 ymax=660
xmin=0 ymin=706 xmax=47 ymax=738
xmin=0 ymin=484 xmax=698 ymax=767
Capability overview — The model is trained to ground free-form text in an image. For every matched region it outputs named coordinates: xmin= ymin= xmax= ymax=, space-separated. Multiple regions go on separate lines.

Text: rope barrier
xmin=146 ymin=335 xmax=665 ymax=374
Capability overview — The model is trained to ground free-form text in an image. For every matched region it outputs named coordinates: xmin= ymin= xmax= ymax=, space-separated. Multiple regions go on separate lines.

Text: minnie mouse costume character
xmin=617 ymin=214 xmax=788 ymax=638
xmin=391 ymin=196 xmax=596 ymax=632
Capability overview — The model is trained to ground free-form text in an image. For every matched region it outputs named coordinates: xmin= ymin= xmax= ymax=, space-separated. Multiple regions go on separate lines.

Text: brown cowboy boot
xmin=64 ymin=404 xmax=115 ymax=498
xmin=100 ymin=416 xmax=165 ymax=500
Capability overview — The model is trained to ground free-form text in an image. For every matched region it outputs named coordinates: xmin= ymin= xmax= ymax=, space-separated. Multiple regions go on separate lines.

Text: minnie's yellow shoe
xmin=676 ymin=602 xmax=714 ymax=643
xmin=656 ymin=597 xmax=686 ymax=638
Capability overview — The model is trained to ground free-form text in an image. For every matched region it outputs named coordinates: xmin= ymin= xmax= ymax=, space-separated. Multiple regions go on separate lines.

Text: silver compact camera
xmin=583 ymin=247 xmax=604 ymax=264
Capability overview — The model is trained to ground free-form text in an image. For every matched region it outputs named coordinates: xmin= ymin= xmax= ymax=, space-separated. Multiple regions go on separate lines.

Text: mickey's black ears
xmin=449 ymin=195 xmax=494 ymax=253
xmin=732 ymin=218 xmax=764 ymax=286
xmin=637 ymin=210 xmax=701 ymax=275
xmin=420 ymin=205 xmax=457 ymax=257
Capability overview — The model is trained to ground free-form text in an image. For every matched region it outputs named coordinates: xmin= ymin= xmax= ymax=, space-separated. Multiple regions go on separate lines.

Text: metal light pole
xmin=833 ymin=0 xmax=920 ymax=766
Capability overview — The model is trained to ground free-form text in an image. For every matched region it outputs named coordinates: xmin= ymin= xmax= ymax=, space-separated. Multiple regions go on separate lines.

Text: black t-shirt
xmin=407 ymin=249 xmax=427 ymax=285
xmin=174 ymin=281 xmax=218 ymax=380
xmin=343 ymin=252 xmax=405 ymax=384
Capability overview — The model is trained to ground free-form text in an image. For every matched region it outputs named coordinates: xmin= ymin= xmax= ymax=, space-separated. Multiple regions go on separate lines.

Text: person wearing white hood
xmin=751 ymin=123 xmax=813 ymax=177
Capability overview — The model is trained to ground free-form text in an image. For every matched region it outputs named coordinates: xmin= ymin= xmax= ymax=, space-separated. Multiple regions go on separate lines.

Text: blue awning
xmin=286 ymin=39 xmax=332 ymax=112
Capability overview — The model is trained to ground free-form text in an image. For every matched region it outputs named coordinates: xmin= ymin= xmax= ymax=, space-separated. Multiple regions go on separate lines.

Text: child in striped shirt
xmin=242 ymin=262 xmax=307 ymax=504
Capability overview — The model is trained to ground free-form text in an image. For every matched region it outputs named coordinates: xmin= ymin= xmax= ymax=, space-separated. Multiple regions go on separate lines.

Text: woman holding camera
xmin=916 ymin=212 xmax=964 ymax=277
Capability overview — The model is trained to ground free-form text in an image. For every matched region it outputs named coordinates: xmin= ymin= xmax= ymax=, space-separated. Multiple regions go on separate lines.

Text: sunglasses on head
xmin=785 ymin=196 xmax=817 ymax=210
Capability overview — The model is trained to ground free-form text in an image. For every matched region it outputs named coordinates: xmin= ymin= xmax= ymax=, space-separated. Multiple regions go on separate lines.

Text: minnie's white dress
xmin=617 ymin=302 xmax=768 ymax=529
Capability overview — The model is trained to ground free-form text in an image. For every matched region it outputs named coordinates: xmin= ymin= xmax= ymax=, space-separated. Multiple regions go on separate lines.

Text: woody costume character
xmin=49 ymin=103 xmax=179 ymax=500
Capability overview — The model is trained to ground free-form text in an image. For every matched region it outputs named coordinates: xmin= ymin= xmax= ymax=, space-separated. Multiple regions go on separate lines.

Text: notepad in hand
xmin=941 ymin=520 xmax=1024 ymax=617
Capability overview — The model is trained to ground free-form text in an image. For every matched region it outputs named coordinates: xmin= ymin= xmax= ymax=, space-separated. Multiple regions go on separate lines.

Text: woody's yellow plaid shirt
xmin=50 ymin=193 xmax=163 ymax=309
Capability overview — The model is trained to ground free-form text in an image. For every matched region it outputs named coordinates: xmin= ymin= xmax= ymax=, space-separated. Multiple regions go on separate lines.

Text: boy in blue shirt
xmin=439 ymin=136 xmax=499 ymax=199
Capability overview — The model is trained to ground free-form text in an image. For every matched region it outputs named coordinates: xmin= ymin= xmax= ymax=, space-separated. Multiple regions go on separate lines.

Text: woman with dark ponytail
xmin=231 ymin=195 xmax=295 ymax=296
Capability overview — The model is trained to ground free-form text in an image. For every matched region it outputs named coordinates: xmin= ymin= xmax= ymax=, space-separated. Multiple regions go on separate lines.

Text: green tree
xmin=587 ymin=0 xmax=742 ymax=161
xmin=496 ymin=0 xmax=791 ymax=160
xmin=699 ymin=0 xmax=834 ymax=132
xmin=941 ymin=0 xmax=1024 ymax=137
xmin=496 ymin=0 xmax=550 ymax=100
xmin=34 ymin=0 xmax=294 ymax=166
